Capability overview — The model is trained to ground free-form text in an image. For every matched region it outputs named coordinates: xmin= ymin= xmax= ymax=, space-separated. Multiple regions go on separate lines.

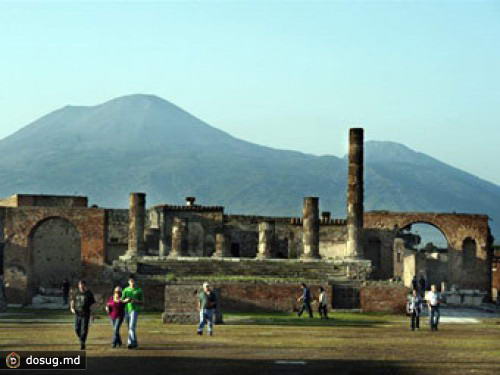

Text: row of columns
xmin=124 ymin=128 xmax=364 ymax=259
xmin=124 ymin=193 xmax=322 ymax=259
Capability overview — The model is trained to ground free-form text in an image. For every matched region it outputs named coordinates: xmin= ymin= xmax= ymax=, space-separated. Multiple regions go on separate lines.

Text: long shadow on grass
xmin=26 ymin=356 xmax=497 ymax=375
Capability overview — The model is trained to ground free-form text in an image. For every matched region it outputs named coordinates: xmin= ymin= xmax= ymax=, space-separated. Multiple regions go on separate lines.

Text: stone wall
xmin=360 ymin=284 xmax=408 ymax=313
xmin=2 ymin=206 xmax=106 ymax=304
xmin=0 ymin=194 xmax=88 ymax=208
xmin=162 ymin=281 xmax=333 ymax=323
xmin=105 ymin=209 xmax=129 ymax=263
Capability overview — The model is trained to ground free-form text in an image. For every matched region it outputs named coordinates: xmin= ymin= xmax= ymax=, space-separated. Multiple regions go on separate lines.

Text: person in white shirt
xmin=318 ymin=287 xmax=329 ymax=320
xmin=407 ymin=289 xmax=422 ymax=331
xmin=427 ymin=284 xmax=441 ymax=331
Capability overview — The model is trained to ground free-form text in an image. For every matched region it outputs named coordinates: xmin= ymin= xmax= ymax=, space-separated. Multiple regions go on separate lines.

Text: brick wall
xmin=163 ymin=281 xmax=332 ymax=323
xmin=360 ymin=284 xmax=408 ymax=313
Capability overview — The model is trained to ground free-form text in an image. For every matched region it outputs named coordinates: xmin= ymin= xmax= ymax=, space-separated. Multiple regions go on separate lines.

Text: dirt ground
xmin=1 ymin=311 xmax=500 ymax=375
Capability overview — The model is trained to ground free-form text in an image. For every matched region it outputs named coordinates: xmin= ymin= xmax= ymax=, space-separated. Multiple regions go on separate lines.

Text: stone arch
xmin=29 ymin=216 xmax=81 ymax=288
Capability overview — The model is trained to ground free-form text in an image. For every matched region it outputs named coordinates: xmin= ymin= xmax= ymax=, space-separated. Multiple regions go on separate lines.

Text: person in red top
xmin=105 ymin=286 xmax=128 ymax=348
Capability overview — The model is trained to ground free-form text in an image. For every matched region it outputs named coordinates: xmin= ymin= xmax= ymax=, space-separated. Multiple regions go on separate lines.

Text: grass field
xmin=1 ymin=309 xmax=500 ymax=375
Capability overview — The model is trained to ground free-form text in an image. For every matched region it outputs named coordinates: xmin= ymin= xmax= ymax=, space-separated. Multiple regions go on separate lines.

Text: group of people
xmin=67 ymin=275 xmax=219 ymax=349
xmin=65 ymin=275 xmax=443 ymax=350
xmin=296 ymin=283 xmax=329 ymax=319
xmin=69 ymin=275 xmax=144 ymax=350
xmin=407 ymin=279 xmax=442 ymax=332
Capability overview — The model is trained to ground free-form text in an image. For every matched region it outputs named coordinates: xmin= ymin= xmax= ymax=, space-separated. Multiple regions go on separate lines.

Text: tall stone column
xmin=170 ymin=217 xmax=187 ymax=258
xmin=257 ymin=221 xmax=274 ymax=259
xmin=301 ymin=197 xmax=320 ymax=259
xmin=213 ymin=231 xmax=230 ymax=257
xmin=346 ymin=128 xmax=364 ymax=259
xmin=126 ymin=192 xmax=146 ymax=257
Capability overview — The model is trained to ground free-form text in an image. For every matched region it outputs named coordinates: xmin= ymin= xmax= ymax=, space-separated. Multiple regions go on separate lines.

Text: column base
xmin=300 ymin=254 xmax=321 ymax=260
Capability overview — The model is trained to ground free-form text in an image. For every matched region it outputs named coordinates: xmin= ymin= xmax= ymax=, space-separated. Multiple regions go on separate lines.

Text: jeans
xmin=126 ymin=310 xmax=139 ymax=346
xmin=430 ymin=306 xmax=440 ymax=330
xmin=318 ymin=303 xmax=328 ymax=319
xmin=111 ymin=317 xmax=124 ymax=346
xmin=298 ymin=301 xmax=313 ymax=318
xmin=75 ymin=314 xmax=90 ymax=344
xmin=411 ymin=311 xmax=420 ymax=330
xmin=198 ymin=308 xmax=214 ymax=333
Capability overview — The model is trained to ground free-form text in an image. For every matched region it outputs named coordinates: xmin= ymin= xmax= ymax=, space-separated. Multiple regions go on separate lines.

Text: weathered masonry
xmin=0 ymin=129 xmax=495 ymax=309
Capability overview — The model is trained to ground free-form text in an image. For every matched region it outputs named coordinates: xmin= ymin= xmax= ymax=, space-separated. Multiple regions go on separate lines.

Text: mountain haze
xmin=1 ymin=94 xmax=499 ymax=240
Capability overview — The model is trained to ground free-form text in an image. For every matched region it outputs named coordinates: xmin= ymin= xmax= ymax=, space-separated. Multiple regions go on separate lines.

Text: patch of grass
xmin=1 ymin=313 xmax=500 ymax=374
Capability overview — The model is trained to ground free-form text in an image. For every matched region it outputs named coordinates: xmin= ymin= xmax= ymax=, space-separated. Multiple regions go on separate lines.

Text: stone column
xmin=346 ymin=128 xmax=364 ymax=259
xmin=159 ymin=208 xmax=168 ymax=257
xmin=257 ymin=221 xmax=274 ymax=259
xmin=126 ymin=192 xmax=146 ymax=257
xmin=301 ymin=197 xmax=320 ymax=259
xmin=213 ymin=231 xmax=230 ymax=257
xmin=170 ymin=217 xmax=187 ymax=258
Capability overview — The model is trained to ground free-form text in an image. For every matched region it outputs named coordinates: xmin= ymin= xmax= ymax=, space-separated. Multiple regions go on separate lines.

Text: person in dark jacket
xmin=297 ymin=283 xmax=313 ymax=318
xmin=70 ymin=280 xmax=95 ymax=350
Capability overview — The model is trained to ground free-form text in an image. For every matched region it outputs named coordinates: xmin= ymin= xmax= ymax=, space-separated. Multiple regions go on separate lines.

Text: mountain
xmin=1 ymin=94 xmax=499 ymax=241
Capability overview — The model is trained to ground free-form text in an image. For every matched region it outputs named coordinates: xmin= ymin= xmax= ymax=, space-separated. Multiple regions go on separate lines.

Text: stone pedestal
xmin=301 ymin=197 xmax=320 ymax=259
xmin=346 ymin=128 xmax=364 ymax=259
xmin=257 ymin=221 xmax=274 ymax=259
xmin=170 ymin=217 xmax=187 ymax=258
xmin=125 ymin=192 xmax=146 ymax=258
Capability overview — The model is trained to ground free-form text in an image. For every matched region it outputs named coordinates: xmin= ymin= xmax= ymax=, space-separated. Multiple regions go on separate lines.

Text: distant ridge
xmin=0 ymin=94 xmax=499 ymax=240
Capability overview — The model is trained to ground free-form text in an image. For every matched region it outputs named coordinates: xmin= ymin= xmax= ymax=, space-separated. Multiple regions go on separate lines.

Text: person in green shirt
xmin=197 ymin=281 xmax=217 ymax=336
xmin=121 ymin=274 xmax=144 ymax=349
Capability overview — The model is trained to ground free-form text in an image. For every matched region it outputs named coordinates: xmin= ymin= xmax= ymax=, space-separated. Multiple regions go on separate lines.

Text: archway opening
xmin=30 ymin=217 xmax=81 ymax=288
xmin=399 ymin=222 xmax=449 ymax=253
xmin=397 ymin=222 xmax=449 ymax=290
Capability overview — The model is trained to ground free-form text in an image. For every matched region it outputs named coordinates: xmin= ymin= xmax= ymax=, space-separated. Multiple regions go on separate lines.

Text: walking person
xmin=297 ymin=283 xmax=313 ymax=318
xmin=427 ymin=284 xmax=441 ymax=331
xmin=70 ymin=280 xmax=95 ymax=350
xmin=407 ymin=289 xmax=422 ymax=331
xmin=318 ymin=287 xmax=329 ymax=320
xmin=197 ymin=282 xmax=217 ymax=336
xmin=61 ymin=278 xmax=70 ymax=306
xmin=106 ymin=286 xmax=127 ymax=348
xmin=122 ymin=275 xmax=144 ymax=349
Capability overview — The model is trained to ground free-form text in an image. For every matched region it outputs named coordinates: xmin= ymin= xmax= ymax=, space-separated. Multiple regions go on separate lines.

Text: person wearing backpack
xmin=297 ymin=283 xmax=313 ymax=318
xmin=70 ymin=280 xmax=95 ymax=350
xmin=197 ymin=282 xmax=217 ymax=336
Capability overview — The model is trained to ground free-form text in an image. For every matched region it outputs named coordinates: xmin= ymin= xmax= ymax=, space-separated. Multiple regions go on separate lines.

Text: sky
xmin=1 ymin=0 xmax=499 ymax=184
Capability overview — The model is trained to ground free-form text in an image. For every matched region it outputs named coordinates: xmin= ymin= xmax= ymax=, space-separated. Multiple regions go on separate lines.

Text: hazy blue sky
xmin=1 ymin=0 xmax=499 ymax=184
